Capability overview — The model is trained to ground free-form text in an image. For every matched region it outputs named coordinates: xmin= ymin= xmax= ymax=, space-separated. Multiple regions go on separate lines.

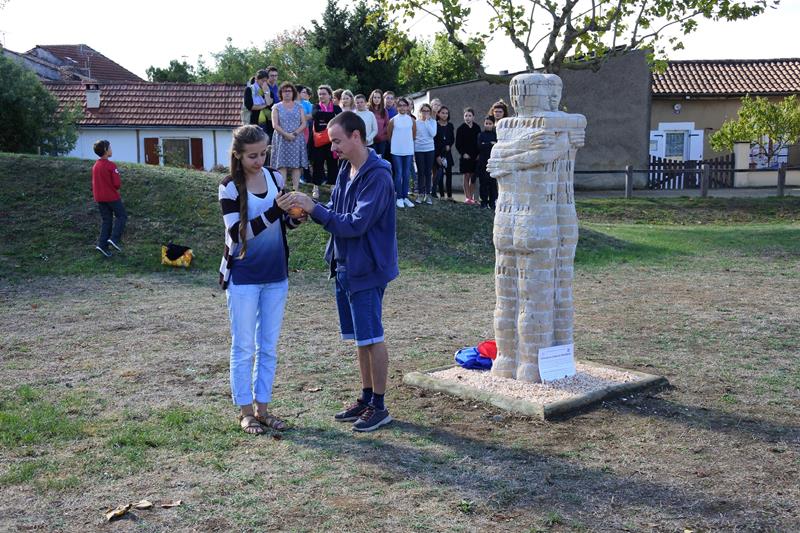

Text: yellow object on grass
xmin=161 ymin=244 xmax=193 ymax=268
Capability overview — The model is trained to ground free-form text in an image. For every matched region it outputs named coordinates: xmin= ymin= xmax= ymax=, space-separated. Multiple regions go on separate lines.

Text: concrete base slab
xmin=404 ymin=361 xmax=668 ymax=420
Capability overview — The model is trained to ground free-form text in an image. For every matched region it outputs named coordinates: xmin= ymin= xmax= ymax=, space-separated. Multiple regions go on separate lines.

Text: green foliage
xmin=308 ymin=0 xmax=407 ymax=94
xmin=0 ymin=53 xmax=79 ymax=155
xmin=379 ymin=0 xmax=774 ymax=75
xmin=398 ymin=34 xmax=481 ymax=92
xmin=190 ymin=33 xmax=356 ymax=91
xmin=711 ymin=95 xmax=800 ymax=166
xmin=146 ymin=59 xmax=197 ymax=82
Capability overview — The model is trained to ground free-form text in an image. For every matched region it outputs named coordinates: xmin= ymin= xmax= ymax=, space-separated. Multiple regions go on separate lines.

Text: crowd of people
xmin=243 ymin=66 xmax=509 ymax=210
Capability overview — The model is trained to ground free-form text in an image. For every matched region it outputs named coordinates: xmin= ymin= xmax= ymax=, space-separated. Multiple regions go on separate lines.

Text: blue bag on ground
xmin=454 ymin=346 xmax=493 ymax=370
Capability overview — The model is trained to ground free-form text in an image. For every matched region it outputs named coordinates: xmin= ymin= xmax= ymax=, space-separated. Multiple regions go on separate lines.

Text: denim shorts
xmin=335 ymin=270 xmax=386 ymax=346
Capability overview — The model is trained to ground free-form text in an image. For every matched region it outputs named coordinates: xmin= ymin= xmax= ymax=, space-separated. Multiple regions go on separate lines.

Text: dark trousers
xmin=382 ymin=142 xmax=394 ymax=174
xmin=478 ymin=173 xmax=498 ymax=207
xmin=414 ymin=151 xmax=435 ymax=195
xmin=97 ymin=199 xmax=127 ymax=248
xmin=434 ymin=163 xmax=453 ymax=198
xmin=312 ymin=148 xmax=338 ymax=185
xmin=372 ymin=140 xmax=388 ymax=160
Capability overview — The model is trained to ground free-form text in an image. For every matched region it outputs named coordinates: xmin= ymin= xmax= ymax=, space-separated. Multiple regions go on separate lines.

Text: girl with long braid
xmin=218 ymin=125 xmax=305 ymax=435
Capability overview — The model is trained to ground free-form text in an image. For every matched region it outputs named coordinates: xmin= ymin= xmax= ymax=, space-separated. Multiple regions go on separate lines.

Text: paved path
xmin=443 ymin=186 xmax=799 ymax=204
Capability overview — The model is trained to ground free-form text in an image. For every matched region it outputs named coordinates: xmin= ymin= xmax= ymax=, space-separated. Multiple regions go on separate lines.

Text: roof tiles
xmin=652 ymin=59 xmax=800 ymax=96
xmin=32 ymin=44 xmax=143 ymax=82
xmin=44 ymin=82 xmax=244 ymax=128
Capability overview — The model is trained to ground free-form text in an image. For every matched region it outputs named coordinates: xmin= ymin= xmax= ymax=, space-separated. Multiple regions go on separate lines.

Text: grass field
xmin=1 ymin=154 xmax=799 ymax=532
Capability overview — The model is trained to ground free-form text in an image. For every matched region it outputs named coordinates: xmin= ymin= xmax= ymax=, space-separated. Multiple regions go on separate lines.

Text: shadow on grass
xmin=287 ymin=420 xmax=780 ymax=529
xmin=611 ymin=397 xmax=800 ymax=445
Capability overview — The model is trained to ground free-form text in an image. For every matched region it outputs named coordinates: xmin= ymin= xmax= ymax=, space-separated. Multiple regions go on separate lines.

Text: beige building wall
xmin=651 ymin=96 xmax=791 ymax=160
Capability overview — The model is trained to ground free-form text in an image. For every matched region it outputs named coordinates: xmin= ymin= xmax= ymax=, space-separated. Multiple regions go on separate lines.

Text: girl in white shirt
xmin=354 ymin=94 xmax=378 ymax=148
xmin=387 ymin=97 xmax=417 ymax=208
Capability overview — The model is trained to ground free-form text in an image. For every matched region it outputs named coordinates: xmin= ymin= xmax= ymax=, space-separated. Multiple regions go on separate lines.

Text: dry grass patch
xmin=1 ymin=264 xmax=798 ymax=532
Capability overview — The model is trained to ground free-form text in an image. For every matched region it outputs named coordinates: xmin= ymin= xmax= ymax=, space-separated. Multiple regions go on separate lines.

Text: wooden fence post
xmin=701 ymin=164 xmax=710 ymax=198
xmin=777 ymin=164 xmax=786 ymax=197
xmin=625 ymin=165 xmax=633 ymax=199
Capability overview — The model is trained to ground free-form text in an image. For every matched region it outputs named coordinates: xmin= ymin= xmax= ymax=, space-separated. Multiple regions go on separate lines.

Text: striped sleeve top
xmin=218 ymin=167 xmax=301 ymax=289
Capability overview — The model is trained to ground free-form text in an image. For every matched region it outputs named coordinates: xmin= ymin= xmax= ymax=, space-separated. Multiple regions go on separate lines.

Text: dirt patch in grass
xmin=1 ymin=264 xmax=799 ymax=532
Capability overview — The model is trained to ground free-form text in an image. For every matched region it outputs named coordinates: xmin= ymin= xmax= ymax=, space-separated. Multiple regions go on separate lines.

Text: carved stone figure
xmin=487 ymin=73 xmax=586 ymax=383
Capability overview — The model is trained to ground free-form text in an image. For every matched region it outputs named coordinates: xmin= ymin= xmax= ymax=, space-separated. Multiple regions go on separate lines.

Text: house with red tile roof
xmin=27 ymin=44 xmax=144 ymax=82
xmin=46 ymin=82 xmax=244 ymax=170
xmin=649 ymin=58 xmax=800 ymax=167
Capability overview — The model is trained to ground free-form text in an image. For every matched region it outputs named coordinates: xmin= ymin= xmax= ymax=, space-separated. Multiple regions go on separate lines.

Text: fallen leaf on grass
xmin=160 ymin=500 xmax=182 ymax=508
xmin=133 ymin=500 xmax=153 ymax=510
xmin=105 ymin=503 xmax=132 ymax=522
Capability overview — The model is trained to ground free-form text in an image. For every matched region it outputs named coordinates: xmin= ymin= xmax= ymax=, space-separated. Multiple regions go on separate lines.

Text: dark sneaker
xmin=352 ymin=406 xmax=392 ymax=432
xmin=107 ymin=239 xmax=122 ymax=252
xmin=95 ymin=246 xmax=112 ymax=258
xmin=334 ymin=400 xmax=369 ymax=422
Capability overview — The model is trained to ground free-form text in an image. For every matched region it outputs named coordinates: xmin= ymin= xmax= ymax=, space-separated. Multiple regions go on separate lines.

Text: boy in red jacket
xmin=91 ymin=140 xmax=127 ymax=257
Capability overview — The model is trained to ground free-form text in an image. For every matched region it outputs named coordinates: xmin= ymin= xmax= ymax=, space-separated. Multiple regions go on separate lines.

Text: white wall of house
xmin=733 ymin=142 xmax=800 ymax=187
xmin=68 ymin=127 xmax=234 ymax=170
xmin=71 ymin=129 xmax=136 ymax=163
xmin=649 ymin=122 xmax=704 ymax=161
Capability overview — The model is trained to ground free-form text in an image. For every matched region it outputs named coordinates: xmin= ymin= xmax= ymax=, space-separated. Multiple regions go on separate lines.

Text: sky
xmin=1 ymin=0 xmax=798 ymax=80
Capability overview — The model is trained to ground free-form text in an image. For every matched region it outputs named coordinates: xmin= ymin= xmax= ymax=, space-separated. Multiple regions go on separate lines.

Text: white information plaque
xmin=538 ymin=344 xmax=576 ymax=383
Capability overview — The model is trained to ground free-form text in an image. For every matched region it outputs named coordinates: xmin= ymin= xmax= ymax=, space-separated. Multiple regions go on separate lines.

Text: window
xmin=749 ymin=138 xmax=789 ymax=169
xmin=143 ymin=137 xmax=204 ymax=169
xmin=665 ymin=132 xmax=686 ymax=160
xmin=162 ymin=138 xmax=191 ymax=168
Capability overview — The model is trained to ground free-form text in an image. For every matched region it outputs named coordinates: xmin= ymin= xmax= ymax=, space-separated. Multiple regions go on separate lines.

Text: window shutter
xmin=144 ymin=138 xmax=159 ymax=165
xmin=191 ymin=138 xmax=204 ymax=170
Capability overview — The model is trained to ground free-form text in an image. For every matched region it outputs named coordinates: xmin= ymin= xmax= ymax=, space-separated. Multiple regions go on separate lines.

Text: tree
xmin=0 ymin=53 xmax=79 ymax=155
xmin=379 ymin=0 xmax=776 ymax=75
xmin=398 ymin=34 xmax=482 ymax=92
xmin=194 ymin=38 xmax=269 ymax=84
xmin=710 ymin=95 xmax=800 ymax=167
xmin=308 ymin=0 xmax=408 ymax=93
xmin=146 ymin=60 xmax=197 ymax=82
xmin=263 ymin=31 xmax=357 ymax=95
xmin=185 ymin=33 xmax=356 ymax=92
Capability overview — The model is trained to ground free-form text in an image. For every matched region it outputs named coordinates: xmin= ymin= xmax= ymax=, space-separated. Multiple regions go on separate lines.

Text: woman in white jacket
xmin=413 ymin=103 xmax=437 ymax=204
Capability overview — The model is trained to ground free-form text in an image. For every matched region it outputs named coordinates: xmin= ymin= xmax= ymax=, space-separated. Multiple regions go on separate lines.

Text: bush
xmin=0 ymin=53 xmax=80 ymax=155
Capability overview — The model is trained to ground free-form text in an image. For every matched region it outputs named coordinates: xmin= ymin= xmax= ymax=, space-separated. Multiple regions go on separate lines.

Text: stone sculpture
xmin=487 ymin=73 xmax=586 ymax=383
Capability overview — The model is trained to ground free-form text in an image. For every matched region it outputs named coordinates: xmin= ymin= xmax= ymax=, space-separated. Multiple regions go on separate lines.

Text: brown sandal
xmin=239 ymin=414 xmax=266 ymax=435
xmin=255 ymin=413 xmax=288 ymax=431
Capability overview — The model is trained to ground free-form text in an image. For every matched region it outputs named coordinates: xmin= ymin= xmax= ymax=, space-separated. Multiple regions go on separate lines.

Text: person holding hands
xmin=278 ymin=111 xmax=398 ymax=433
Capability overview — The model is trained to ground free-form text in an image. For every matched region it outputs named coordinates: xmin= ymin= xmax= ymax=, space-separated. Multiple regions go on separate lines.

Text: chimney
xmin=85 ymin=83 xmax=100 ymax=109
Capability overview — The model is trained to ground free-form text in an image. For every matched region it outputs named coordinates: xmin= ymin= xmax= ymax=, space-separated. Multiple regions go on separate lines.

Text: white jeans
xmin=226 ymin=278 xmax=288 ymax=406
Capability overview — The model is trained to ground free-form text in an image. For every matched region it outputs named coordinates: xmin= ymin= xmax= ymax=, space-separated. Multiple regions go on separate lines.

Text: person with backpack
xmin=242 ymin=70 xmax=272 ymax=132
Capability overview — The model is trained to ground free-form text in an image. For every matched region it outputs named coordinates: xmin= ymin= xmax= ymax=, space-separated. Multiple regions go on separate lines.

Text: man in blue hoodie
xmin=283 ymin=111 xmax=399 ymax=432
